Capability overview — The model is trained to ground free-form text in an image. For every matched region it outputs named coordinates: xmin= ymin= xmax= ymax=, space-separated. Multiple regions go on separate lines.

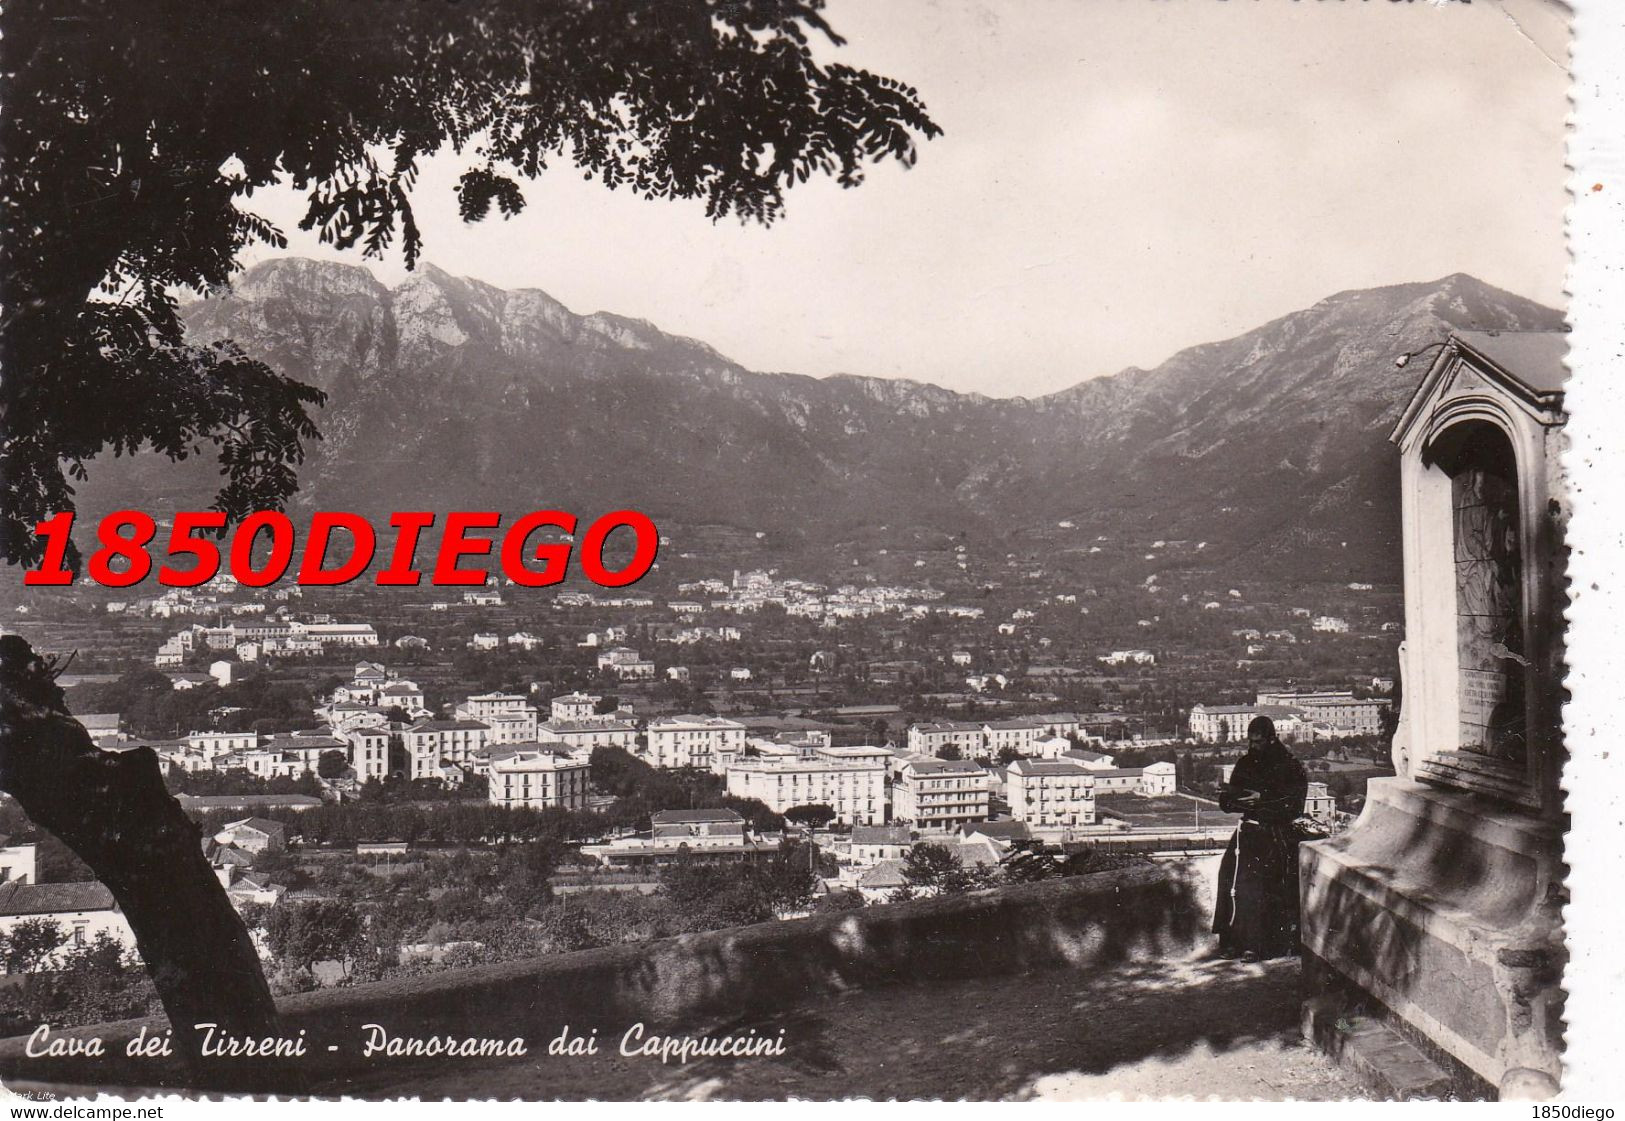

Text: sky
xmin=239 ymin=0 xmax=1571 ymax=399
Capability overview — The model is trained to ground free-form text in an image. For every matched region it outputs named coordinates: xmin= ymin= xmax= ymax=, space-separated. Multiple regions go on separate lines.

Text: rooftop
xmin=850 ymin=825 xmax=911 ymax=845
xmin=1454 ymin=328 xmax=1568 ymax=396
xmin=0 ymin=881 xmax=117 ymax=917
xmin=962 ymin=820 xmax=1032 ymax=841
xmin=223 ymin=817 xmax=286 ymax=836
xmin=1009 ymin=759 xmax=1092 ymax=777
xmin=904 ymin=759 xmax=986 ymax=777
xmin=650 ymin=715 xmax=747 ymax=729
xmin=176 ymin=794 xmax=322 ymax=809
xmin=491 ymin=750 xmax=582 ymax=772
xmin=650 ymin=809 xmax=746 ymax=825
xmin=542 ymin=718 xmax=636 ymax=734
xmin=1195 ymin=703 xmax=1303 ymax=716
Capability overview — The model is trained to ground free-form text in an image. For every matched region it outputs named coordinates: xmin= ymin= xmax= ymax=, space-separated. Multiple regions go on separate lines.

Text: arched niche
xmin=1430 ymin=419 xmax=1527 ymax=758
xmin=1396 ymin=384 xmax=1564 ymax=815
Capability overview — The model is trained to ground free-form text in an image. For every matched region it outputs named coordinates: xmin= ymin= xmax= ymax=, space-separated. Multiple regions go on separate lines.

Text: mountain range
xmin=92 ymin=258 xmax=1565 ymax=583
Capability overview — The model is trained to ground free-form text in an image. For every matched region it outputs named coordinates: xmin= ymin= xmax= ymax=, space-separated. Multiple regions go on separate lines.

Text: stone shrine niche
xmin=1445 ymin=423 xmax=1526 ymax=768
xmin=1398 ymin=350 xmax=1565 ymax=811
xmin=1300 ymin=330 xmax=1567 ymax=1100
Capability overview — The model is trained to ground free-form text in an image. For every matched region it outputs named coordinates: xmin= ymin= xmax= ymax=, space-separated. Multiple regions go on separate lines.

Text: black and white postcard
xmin=0 ymin=0 xmax=1614 ymax=1106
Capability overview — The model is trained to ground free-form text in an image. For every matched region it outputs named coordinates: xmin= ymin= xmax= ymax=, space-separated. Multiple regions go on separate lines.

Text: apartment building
xmin=893 ymin=759 xmax=991 ymax=831
xmin=646 ymin=715 xmax=747 ymax=770
xmin=344 ymin=725 xmax=391 ymax=782
xmin=487 ymin=749 xmax=590 ymax=811
xmin=725 ymin=747 xmax=886 ymax=826
xmin=905 ymin=720 xmax=984 ymax=758
xmin=537 ymin=717 xmax=638 ymax=753
xmin=550 ymin=692 xmax=600 ymax=721
xmin=404 ymin=719 xmax=491 ymax=775
xmin=456 ymin=693 xmax=534 ymax=722
xmin=981 ymin=718 xmax=1046 ymax=758
xmin=1007 ymin=759 xmax=1096 ymax=828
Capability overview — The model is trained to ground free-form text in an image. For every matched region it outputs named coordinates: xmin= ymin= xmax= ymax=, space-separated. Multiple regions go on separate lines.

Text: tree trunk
xmin=0 ymin=635 xmax=304 ymax=1093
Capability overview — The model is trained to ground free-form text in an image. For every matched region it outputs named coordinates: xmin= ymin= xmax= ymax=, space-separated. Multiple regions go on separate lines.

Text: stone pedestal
xmin=1301 ymin=778 xmax=1565 ymax=1093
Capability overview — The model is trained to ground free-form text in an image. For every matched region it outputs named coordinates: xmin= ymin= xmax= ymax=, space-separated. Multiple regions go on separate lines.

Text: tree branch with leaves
xmin=1 ymin=0 xmax=939 ymax=565
xmin=0 ymin=0 xmax=936 ymax=1088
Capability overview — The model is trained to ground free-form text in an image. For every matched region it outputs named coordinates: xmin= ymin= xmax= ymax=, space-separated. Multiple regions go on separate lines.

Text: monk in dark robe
xmin=1212 ymin=715 xmax=1309 ymax=959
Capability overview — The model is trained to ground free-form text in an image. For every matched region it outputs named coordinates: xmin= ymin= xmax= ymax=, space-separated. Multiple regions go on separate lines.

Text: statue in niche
xmin=1454 ymin=456 xmax=1525 ymax=766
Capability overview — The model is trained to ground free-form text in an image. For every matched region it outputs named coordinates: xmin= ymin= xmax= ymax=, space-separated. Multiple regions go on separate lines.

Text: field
xmin=1097 ymin=793 xmax=1241 ymax=831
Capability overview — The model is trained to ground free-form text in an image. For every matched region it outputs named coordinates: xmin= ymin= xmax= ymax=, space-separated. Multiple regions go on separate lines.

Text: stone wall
xmin=0 ymin=862 xmax=1202 ymax=1093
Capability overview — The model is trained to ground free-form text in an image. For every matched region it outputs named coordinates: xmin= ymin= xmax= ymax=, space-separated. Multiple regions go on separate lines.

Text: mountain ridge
xmin=81 ymin=259 xmax=1565 ymax=583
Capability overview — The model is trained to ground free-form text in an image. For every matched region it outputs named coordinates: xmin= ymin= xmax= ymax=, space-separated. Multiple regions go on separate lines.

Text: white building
xmin=1007 ymin=758 xmax=1096 ymax=829
xmin=344 ymin=726 xmax=391 ymax=782
xmin=1139 ymin=760 xmax=1177 ymax=795
xmin=845 ymin=824 xmax=912 ymax=869
xmin=537 ymin=717 xmax=638 ymax=753
xmin=1029 ymin=713 xmax=1088 ymax=740
xmin=550 ymin=692 xmax=600 ymax=721
xmin=238 ymin=732 xmax=348 ymax=780
xmin=1088 ymin=761 xmax=1178 ymax=796
xmin=893 ymin=759 xmax=990 ymax=831
xmin=0 ymin=881 xmax=137 ymax=966
xmin=0 ymin=840 xmax=38 ymax=886
xmin=487 ymin=749 xmax=590 ymax=811
xmin=906 ymin=721 xmax=984 ymax=758
xmin=1305 ymin=781 xmax=1338 ymax=825
xmin=1188 ymin=703 xmax=1302 ymax=744
xmin=404 ymin=719 xmax=491 ymax=775
xmin=646 ymin=715 xmax=747 ymax=770
xmin=455 ymin=693 xmax=535 ymax=723
xmin=1256 ymin=692 xmax=1387 ymax=736
xmin=480 ymin=710 xmax=542 ymax=745
xmin=597 ymin=647 xmax=656 ymax=680
xmin=1030 ymin=734 xmax=1074 ymax=760
xmin=292 ymin=622 xmax=380 ymax=646
xmin=579 ymin=810 xmax=766 ymax=868
xmin=982 ymin=719 xmax=1045 ymax=758
xmin=725 ymin=747 xmax=886 ymax=826
xmin=187 ymin=730 xmax=258 ymax=760
xmin=377 ymin=679 xmax=426 ymax=712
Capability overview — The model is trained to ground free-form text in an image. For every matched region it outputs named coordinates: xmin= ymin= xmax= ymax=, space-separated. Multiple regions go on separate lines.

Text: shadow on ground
xmin=316 ymin=951 xmax=1360 ymax=1101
